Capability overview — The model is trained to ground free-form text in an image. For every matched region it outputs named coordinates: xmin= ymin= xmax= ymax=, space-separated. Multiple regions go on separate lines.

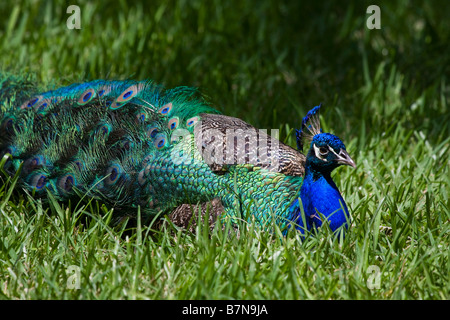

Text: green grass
xmin=0 ymin=0 xmax=448 ymax=299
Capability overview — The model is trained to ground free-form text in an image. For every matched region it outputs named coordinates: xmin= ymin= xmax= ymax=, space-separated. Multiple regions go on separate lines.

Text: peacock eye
xmin=319 ymin=147 xmax=329 ymax=156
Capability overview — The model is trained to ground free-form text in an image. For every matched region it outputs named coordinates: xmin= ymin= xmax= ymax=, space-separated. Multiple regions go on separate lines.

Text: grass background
xmin=0 ymin=0 xmax=448 ymax=299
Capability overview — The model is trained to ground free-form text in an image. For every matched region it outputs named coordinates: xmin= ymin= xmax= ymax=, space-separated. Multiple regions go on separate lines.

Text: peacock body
xmin=0 ymin=74 xmax=355 ymax=234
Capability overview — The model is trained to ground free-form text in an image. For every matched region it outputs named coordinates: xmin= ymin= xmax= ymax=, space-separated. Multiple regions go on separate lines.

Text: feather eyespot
xmin=117 ymin=85 xmax=138 ymax=102
xmin=20 ymin=96 xmax=42 ymax=109
xmin=31 ymin=156 xmax=41 ymax=166
xmin=34 ymin=98 xmax=52 ymax=112
xmin=105 ymin=163 xmax=122 ymax=185
xmin=147 ymin=126 xmax=159 ymax=139
xmin=96 ymin=123 xmax=112 ymax=138
xmin=58 ymin=174 xmax=76 ymax=192
xmin=24 ymin=155 xmax=45 ymax=174
xmin=154 ymin=134 xmax=167 ymax=150
xmin=111 ymin=84 xmax=143 ymax=110
xmin=168 ymin=117 xmax=179 ymax=130
xmin=158 ymin=102 xmax=172 ymax=115
xmin=135 ymin=111 xmax=147 ymax=124
xmin=186 ymin=116 xmax=200 ymax=128
xmin=78 ymin=88 xmax=96 ymax=105
xmin=31 ymin=174 xmax=47 ymax=190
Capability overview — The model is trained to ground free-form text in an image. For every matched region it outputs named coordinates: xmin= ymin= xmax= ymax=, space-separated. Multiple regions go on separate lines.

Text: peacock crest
xmin=295 ymin=103 xmax=323 ymax=152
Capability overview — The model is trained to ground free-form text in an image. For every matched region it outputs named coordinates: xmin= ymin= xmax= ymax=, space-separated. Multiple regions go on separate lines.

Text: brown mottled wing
xmin=167 ymin=114 xmax=305 ymax=232
xmin=194 ymin=113 xmax=305 ymax=176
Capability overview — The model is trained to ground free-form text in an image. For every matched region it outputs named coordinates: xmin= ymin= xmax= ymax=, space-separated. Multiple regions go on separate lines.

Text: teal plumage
xmin=0 ymin=74 xmax=355 ymax=235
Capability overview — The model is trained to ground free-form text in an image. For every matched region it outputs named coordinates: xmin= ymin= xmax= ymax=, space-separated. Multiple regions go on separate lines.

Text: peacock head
xmin=306 ymin=132 xmax=356 ymax=174
xmin=295 ymin=104 xmax=356 ymax=175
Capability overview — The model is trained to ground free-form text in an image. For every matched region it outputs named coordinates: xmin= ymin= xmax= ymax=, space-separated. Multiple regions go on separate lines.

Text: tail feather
xmin=0 ymin=76 xmax=220 ymax=215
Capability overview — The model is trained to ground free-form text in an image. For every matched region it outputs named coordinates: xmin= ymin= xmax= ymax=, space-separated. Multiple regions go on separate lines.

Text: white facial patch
xmin=328 ymin=145 xmax=340 ymax=157
xmin=313 ymin=144 xmax=327 ymax=161
xmin=313 ymin=144 xmax=340 ymax=162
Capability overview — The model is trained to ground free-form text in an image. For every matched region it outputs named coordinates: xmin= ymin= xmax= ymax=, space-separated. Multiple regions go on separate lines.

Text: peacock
xmin=0 ymin=74 xmax=355 ymax=235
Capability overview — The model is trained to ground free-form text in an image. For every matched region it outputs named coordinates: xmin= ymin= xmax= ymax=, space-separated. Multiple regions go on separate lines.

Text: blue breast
xmin=290 ymin=172 xmax=351 ymax=234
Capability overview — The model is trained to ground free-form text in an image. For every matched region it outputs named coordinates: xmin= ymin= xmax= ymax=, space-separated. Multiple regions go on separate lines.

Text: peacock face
xmin=307 ymin=133 xmax=356 ymax=171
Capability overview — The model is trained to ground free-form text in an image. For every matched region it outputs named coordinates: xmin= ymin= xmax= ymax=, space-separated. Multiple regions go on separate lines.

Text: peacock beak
xmin=336 ymin=149 xmax=356 ymax=168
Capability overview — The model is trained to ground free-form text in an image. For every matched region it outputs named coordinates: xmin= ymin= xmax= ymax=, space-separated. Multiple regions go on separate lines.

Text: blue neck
xmin=289 ymin=166 xmax=350 ymax=234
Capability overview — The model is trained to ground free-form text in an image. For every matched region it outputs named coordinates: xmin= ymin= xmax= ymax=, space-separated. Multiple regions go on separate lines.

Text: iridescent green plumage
xmin=0 ymin=73 xmax=354 ymax=234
